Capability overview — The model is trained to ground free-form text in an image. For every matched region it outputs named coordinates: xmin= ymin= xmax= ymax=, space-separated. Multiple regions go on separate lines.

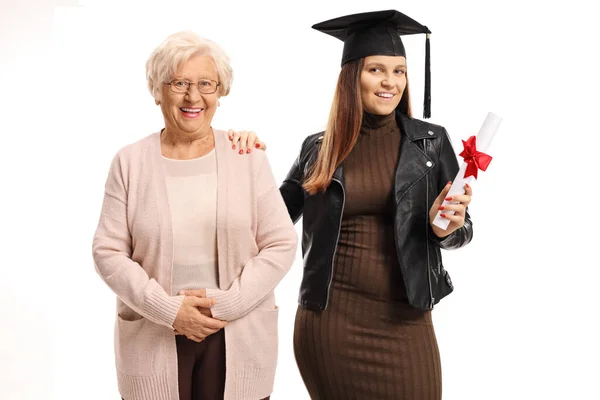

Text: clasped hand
xmin=173 ymin=289 xmax=227 ymax=343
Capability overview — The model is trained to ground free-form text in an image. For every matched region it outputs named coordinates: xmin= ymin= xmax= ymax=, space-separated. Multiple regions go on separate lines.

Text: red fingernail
xmin=255 ymin=143 xmax=260 ymax=148
xmin=232 ymin=145 xmax=236 ymax=149
xmin=246 ymin=149 xmax=251 ymax=154
xmin=239 ymin=150 xmax=244 ymax=155
xmin=447 ymin=181 xmax=452 ymax=185
xmin=445 ymin=197 xmax=452 ymax=201
xmin=440 ymin=214 xmax=447 ymax=218
xmin=438 ymin=206 xmax=445 ymax=210
xmin=465 ymin=183 xmax=470 ymax=188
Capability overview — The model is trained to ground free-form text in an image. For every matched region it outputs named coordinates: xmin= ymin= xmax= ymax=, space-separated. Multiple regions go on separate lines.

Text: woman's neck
xmin=160 ymin=128 xmax=215 ymax=160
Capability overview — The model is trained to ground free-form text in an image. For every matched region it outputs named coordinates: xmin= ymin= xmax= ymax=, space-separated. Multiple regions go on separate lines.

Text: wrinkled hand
xmin=172 ymin=296 xmax=227 ymax=343
xmin=429 ymin=182 xmax=472 ymax=238
xmin=179 ymin=289 xmax=212 ymax=317
xmin=228 ymin=130 xmax=267 ymax=154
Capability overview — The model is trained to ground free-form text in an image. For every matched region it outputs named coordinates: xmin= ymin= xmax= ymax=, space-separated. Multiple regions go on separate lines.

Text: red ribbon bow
xmin=459 ymin=136 xmax=492 ymax=179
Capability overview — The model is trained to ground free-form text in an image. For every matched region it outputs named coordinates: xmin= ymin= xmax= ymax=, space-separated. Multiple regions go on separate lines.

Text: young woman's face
xmin=360 ymin=55 xmax=407 ymax=115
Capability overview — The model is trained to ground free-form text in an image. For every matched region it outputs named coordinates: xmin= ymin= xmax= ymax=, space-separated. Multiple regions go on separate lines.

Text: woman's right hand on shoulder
xmin=172 ymin=296 xmax=228 ymax=342
xmin=228 ymin=130 xmax=267 ymax=155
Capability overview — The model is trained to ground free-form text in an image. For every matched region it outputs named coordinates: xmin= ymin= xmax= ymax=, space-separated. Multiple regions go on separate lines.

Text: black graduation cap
xmin=312 ymin=10 xmax=432 ymax=118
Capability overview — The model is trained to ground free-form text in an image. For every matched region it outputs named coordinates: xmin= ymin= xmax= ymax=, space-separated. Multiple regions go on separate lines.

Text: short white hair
xmin=145 ymin=31 xmax=233 ymax=101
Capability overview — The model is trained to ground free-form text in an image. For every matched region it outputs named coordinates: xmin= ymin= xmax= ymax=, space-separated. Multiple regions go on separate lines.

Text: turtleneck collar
xmin=360 ymin=111 xmax=397 ymax=134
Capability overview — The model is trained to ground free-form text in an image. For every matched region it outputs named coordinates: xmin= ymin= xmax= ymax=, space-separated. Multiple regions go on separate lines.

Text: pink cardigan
xmin=92 ymin=129 xmax=297 ymax=400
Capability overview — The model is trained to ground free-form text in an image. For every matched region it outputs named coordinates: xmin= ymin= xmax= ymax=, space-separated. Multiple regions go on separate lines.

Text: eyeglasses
xmin=165 ymin=79 xmax=220 ymax=94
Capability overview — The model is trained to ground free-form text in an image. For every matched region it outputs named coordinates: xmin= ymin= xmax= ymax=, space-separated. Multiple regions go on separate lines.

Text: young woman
xmin=230 ymin=9 xmax=474 ymax=399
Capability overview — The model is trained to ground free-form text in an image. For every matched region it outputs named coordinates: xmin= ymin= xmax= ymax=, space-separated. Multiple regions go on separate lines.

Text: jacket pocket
xmin=115 ymin=315 xmax=167 ymax=376
xmin=428 ymin=244 xmax=439 ymax=284
xmin=434 ymin=246 xmax=453 ymax=290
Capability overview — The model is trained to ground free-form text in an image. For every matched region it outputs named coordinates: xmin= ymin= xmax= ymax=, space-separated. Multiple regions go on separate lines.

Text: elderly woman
xmin=92 ymin=31 xmax=297 ymax=400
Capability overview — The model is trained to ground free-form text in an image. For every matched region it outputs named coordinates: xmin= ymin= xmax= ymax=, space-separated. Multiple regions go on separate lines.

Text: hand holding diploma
xmin=430 ymin=112 xmax=503 ymax=235
xmin=429 ymin=181 xmax=473 ymax=238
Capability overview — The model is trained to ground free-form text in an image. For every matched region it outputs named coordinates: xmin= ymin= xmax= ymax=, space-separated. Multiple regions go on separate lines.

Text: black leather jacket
xmin=280 ymin=111 xmax=473 ymax=311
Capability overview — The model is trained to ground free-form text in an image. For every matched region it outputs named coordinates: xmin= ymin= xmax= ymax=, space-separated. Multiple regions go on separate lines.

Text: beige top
xmin=162 ymin=149 xmax=219 ymax=295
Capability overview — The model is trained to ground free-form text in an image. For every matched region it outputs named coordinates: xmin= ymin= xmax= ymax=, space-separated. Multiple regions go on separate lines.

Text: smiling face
xmin=360 ymin=55 xmax=407 ymax=115
xmin=159 ymin=54 xmax=220 ymax=137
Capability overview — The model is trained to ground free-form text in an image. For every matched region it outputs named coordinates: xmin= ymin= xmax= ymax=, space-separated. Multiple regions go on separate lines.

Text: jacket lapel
xmin=332 ymin=162 xmax=344 ymax=184
xmin=394 ymin=114 xmax=435 ymax=202
xmin=314 ymin=135 xmax=345 ymax=185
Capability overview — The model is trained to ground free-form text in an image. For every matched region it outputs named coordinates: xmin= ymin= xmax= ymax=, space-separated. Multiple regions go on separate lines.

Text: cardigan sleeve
xmin=92 ymin=152 xmax=184 ymax=329
xmin=205 ymin=154 xmax=298 ymax=321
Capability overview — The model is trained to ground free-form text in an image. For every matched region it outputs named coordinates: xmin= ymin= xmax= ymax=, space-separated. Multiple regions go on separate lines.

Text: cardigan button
xmin=428 ymin=130 xmax=434 ymax=135
xmin=426 ymin=161 xmax=433 ymax=167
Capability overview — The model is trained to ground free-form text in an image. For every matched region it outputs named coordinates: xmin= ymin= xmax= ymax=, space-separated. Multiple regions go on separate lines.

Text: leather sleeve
xmin=279 ymin=136 xmax=310 ymax=224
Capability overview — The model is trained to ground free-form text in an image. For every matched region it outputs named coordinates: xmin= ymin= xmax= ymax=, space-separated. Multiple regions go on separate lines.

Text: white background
xmin=1 ymin=0 xmax=599 ymax=399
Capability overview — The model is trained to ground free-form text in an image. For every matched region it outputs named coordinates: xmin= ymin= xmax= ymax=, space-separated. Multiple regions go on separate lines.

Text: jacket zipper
xmin=424 ymin=139 xmax=435 ymax=309
xmin=324 ymin=177 xmax=345 ymax=310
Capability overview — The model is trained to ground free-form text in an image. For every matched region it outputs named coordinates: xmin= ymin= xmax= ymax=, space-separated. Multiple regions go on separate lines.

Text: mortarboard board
xmin=312 ymin=10 xmax=432 ymax=118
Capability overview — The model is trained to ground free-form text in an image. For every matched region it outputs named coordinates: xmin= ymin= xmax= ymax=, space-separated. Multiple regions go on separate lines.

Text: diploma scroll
xmin=432 ymin=112 xmax=502 ymax=231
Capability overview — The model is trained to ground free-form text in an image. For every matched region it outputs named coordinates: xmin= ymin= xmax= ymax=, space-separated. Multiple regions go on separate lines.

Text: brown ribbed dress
xmin=294 ymin=112 xmax=442 ymax=400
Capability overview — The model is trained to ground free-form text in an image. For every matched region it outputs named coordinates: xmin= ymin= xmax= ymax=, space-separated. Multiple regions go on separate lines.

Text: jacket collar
xmin=332 ymin=157 xmax=344 ymax=183
xmin=396 ymin=111 xmax=439 ymax=141
xmin=323 ymin=111 xmax=435 ymax=185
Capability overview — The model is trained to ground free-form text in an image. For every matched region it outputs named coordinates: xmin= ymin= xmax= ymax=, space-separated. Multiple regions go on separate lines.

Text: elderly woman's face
xmin=360 ymin=55 xmax=407 ymax=115
xmin=160 ymin=54 xmax=220 ymax=136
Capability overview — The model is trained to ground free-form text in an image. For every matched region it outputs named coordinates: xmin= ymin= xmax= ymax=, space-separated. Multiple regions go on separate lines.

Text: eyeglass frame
xmin=164 ymin=78 xmax=221 ymax=95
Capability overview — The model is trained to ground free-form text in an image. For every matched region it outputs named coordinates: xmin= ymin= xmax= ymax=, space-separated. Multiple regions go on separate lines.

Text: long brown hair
xmin=303 ymin=59 xmax=413 ymax=194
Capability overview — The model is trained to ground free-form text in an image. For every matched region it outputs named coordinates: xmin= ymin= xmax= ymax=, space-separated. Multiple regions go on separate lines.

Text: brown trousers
xmin=122 ymin=329 xmax=269 ymax=400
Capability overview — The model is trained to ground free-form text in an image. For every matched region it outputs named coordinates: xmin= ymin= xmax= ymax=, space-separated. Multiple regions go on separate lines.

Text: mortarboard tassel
xmin=423 ymin=33 xmax=431 ymax=119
